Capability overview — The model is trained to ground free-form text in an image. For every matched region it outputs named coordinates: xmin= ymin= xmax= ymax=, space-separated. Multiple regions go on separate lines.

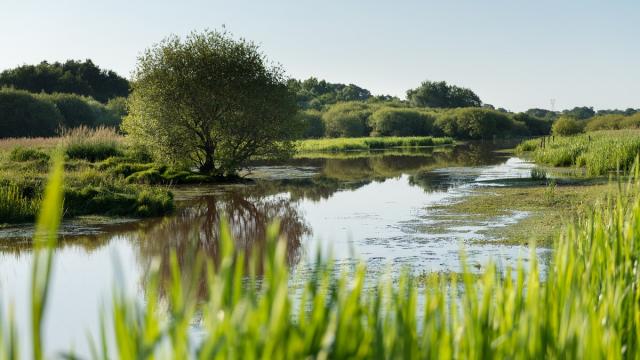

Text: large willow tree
xmin=122 ymin=30 xmax=300 ymax=176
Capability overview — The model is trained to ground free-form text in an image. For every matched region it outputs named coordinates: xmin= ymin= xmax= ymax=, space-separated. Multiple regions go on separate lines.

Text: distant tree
xmin=322 ymin=102 xmax=374 ymax=137
xmin=0 ymin=60 xmax=129 ymax=103
xmin=122 ymin=30 xmax=301 ymax=176
xmin=406 ymin=80 xmax=482 ymax=109
xmin=563 ymin=106 xmax=595 ymax=120
xmin=288 ymin=77 xmax=372 ymax=110
xmin=297 ymin=110 xmax=325 ymax=138
xmin=512 ymin=113 xmax=552 ymax=136
xmin=433 ymin=108 xmax=526 ymax=139
xmin=525 ymin=108 xmax=558 ymax=122
xmin=369 ymin=107 xmax=434 ymax=136
xmin=552 ymin=116 xmax=583 ymax=136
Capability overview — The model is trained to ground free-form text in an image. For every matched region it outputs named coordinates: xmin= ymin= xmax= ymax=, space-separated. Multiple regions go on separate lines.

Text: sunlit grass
xmin=296 ymin=136 xmax=454 ymax=152
xmin=517 ymin=130 xmax=640 ymax=175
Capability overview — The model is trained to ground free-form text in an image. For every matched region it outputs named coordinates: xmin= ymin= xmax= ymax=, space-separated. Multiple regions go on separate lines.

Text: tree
xmin=406 ymin=80 xmax=482 ymax=108
xmin=322 ymin=102 xmax=374 ymax=137
xmin=562 ymin=106 xmax=595 ymax=120
xmin=369 ymin=107 xmax=434 ymax=136
xmin=0 ymin=60 xmax=129 ymax=103
xmin=122 ymin=30 xmax=301 ymax=176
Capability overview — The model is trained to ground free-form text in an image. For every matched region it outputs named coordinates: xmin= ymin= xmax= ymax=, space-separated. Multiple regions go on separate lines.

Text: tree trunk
xmin=200 ymin=149 xmax=215 ymax=175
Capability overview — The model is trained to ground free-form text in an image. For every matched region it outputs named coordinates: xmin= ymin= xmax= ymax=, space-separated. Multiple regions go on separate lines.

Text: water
xmin=0 ymin=142 xmax=549 ymax=357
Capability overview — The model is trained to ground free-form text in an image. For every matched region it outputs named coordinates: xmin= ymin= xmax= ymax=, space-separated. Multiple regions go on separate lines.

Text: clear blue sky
xmin=1 ymin=0 xmax=638 ymax=111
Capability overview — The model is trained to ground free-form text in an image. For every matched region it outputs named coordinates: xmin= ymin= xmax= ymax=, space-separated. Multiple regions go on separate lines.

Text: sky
xmin=1 ymin=0 xmax=639 ymax=112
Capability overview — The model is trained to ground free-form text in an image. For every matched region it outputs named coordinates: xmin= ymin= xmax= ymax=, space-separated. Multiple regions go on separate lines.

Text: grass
xmin=296 ymin=136 xmax=454 ymax=152
xmin=63 ymin=126 xmax=123 ymax=161
xmin=516 ymin=130 xmax=640 ymax=175
xmin=2 ymin=158 xmax=640 ymax=358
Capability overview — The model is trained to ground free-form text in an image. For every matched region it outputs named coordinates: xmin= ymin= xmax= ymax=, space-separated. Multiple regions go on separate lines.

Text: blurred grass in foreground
xmin=1 ymin=158 xmax=640 ymax=359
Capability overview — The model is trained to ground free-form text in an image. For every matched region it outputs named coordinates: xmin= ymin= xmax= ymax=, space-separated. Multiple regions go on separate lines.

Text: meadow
xmin=2 ymin=154 xmax=640 ymax=358
xmin=516 ymin=130 xmax=640 ymax=175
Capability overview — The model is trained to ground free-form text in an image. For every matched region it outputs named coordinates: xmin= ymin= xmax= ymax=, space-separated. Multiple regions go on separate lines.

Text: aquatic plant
xmin=63 ymin=126 xmax=123 ymax=162
xmin=2 ymin=155 xmax=640 ymax=358
xmin=516 ymin=130 xmax=640 ymax=175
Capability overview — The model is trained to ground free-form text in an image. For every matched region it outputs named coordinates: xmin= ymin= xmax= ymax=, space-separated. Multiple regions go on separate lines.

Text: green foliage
xmin=585 ymin=113 xmax=640 ymax=132
xmin=43 ymin=93 xmax=98 ymax=128
xmin=9 ymin=147 xmax=49 ymax=162
xmin=369 ymin=107 xmax=435 ymax=136
xmin=297 ymin=110 xmax=325 ymax=138
xmin=287 ymin=77 xmax=372 ymax=110
xmin=297 ymin=136 xmax=453 ymax=152
xmin=0 ymin=88 xmax=63 ymax=138
xmin=517 ymin=131 xmax=640 ymax=175
xmin=407 ymin=80 xmax=482 ymax=108
xmin=63 ymin=184 xmax=173 ymax=217
xmin=513 ymin=112 xmax=552 ymax=136
xmin=6 ymin=160 xmax=640 ymax=358
xmin=434 ymin=108 xmax=528 ymax=139
xmin=562 ymin=106 xmax=595 ymax=120
xmin=322 ymin=102 xmax=375 ymax=137
xmin=551 ymin=116 xmax=584 ymax=136
xmin=123 ymin=29 xmax=301 ymax=176
xmin=0 ymin=59 xmax=129 ymax=103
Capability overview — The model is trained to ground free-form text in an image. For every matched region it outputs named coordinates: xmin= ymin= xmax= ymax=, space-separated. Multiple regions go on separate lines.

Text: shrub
xmin=297 ymin=110 xmax=325 ymax=138
xmin=369 ymin=107 xmax=435 ymax=136
xmin=0 ymin=88 xmax=63 ymax=138
xmin=551 ymin=116 xmax=583 ymax=136
xmin=9 ymin=146 xmax=50 ymax=162
xmin=43 ymin=93 xmax=98 ymax=128
xmin=434 ymin=108 xmax=527 ymax=139
xmin=513 ymin=112 xmax=552 ymax=135
xmin=322 ymin=102 xmax=374 ymax=137
xmin=585 ymin=113 xmax=640 ymax=132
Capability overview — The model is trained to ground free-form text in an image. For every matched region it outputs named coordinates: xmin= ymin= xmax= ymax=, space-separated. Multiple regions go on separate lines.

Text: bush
xmin=297 ymin=110 xmax=325 ymax=138
xmin=9 ymin=146 xmax=50 ymax=162
xmin=434 ymin=108 xmax=527 ymax=139
xmin=63 ymin=185 xmax=173 ymax=217
xmin=0 ymin=88 xmax=63 ymax=138
xmin=513 ymin=112 xmax=552 ymax=136
xmin=369 ymin=107 xmax=435 ymax=136
xmin=585 ymin=113 xmax=640 ymax=132
xmin=43 ymin=93 xmax=98 ymax=128
xmin=322 ymin=102 xmax=374 ymax=137
xmin=551 ymin=116 xmax=583 ymax=136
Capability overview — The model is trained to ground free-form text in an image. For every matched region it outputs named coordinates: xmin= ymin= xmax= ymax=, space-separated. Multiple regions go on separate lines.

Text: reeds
xmin=297 ymin=136 xmax=454 ymax=152
xmin=63 ymin=126 xmax=123 ymax=162
xmin=517 ymin=130 xmax=640 ymax=175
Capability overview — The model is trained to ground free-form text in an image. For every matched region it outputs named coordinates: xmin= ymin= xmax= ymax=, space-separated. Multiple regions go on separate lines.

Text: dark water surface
xmin=0 ymin=142 xmax=548 ymax=356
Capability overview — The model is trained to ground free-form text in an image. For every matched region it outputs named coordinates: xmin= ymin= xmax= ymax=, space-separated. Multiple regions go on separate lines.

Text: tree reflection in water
xmin=134 ymin=189 xmax=310 ymax=296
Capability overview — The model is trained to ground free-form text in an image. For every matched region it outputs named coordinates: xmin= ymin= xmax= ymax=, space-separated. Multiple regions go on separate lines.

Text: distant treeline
xmin=0 ymin=60 xmax=129 ymax=103
xmin=0 ymin=88 xmax=126 ymax=138
xmin=297 ymin=102 xmax=551 ymax=140
xmin=1 ymin=59 xmax=638 ymax=139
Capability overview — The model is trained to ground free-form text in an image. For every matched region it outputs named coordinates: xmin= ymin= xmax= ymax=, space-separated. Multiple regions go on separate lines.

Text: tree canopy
xmin=122 ymin=30 xmax=301 ymax=176
xmin=287 ymin=77 xmax=373 ymax=110
xmin=406 ymin=80 xmax=482 ymax=108
xmin=0 ymin=59 xmax=129 ymax=103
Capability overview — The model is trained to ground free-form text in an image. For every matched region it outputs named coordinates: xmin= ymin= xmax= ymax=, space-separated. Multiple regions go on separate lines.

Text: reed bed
xmin=2 ymin=158 xmax=640 ymax=358
xmin=296 ymin=136 xmax=454 ymax=152
xmin=517 ymin=130 xmax=640 ymax=175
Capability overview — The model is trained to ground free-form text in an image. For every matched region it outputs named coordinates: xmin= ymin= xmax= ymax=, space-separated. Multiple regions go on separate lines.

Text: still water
xmin=0 ymin=143 xmax=547 ymax=357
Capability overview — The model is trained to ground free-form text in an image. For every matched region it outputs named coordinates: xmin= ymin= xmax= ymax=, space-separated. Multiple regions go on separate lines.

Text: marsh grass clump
xmin=0 ymin=185 xmax=39 ymax=223
xmin=63 ymin=126 xmax=123 ymax=162
xmin=8 ymin=146 xmax=49 ymax=162
xmin=297 ymin=136 xmax=453 ymax=152
xmin=517 ymin=130 xmax=640 ymax=175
